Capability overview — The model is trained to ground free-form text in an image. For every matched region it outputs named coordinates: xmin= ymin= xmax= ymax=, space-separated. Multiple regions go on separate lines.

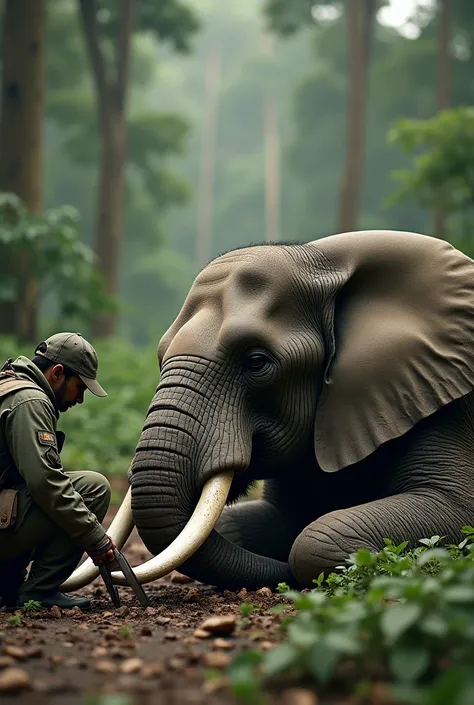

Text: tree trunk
xmin=195 ymin=50 xmax=221 ymax=272
xmin=0 ymin=0 xmax=46 ymax=342
xmin=433 ymin=0 xmax=452 ymax=238
xmin=78 ymin=0 xmax=137 ymax=338
xmin=337 ymin=0 xmax=375 ymax=233
xmin=91 ymin=106 xmax=126 ymax=337
xmin=260 ymin=30 xmax=280 ymax=243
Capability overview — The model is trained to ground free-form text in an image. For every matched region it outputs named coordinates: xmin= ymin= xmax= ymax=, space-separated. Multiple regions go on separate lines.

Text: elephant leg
xmin=289 ymin=489 xmax=472 ymax=586
xmin=216 ymin=499 xmax=298 ymax=561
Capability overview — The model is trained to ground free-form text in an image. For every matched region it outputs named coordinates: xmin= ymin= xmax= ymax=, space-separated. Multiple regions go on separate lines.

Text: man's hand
xmin=88 ymin=536 xmax=117 ymax=566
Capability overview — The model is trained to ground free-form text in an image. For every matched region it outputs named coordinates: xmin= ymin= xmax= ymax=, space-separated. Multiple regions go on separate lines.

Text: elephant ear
xmin=310 ymin=230 xmax=474 ymax=473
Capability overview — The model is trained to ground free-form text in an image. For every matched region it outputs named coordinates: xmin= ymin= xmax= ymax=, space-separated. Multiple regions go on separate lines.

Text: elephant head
xmin=62 ymin=230 xmax=474 ymax=591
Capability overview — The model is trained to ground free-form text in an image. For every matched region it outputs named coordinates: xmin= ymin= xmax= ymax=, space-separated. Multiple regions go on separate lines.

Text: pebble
xmin=120 ymin=658 xmax=143 ymax=674
xmin=95 ymin=660 xmax=117 ymax=673
xmin=4 ymin=646 xmax=26 ymax=660
xmin=199 ymin=615 xmax=237 ymax=635
xmin=169 ymin=571 xmax=194 ymax=584
xmin=193 ymin=628 xmax=211 ymax=639
xmin=50 ymin=605 xmax=62 ymax=619
xmin=141 ymin=625 xmax=153 ymax=636
xmin=164 ymin=631 xmax=178 ymax=640
xmin=183 ymin=588 xmax=200 ymax=603
xmin=91 ymin=646 xmax=107 ymax=658
xmin=0 ymin=667 xmax=32 ymax=692
xmin=202 ymin=651 xmax=231 ymax=669
xmin=256 ymin=587 xmax=273 ymax=598
xmin=0 ymin=656 xmax=15 ymax=669
xmin=140 ymin=663 xmax=165 ymax=679
xmin=156 ymin=616 xmax=171 ymax=625
xmin=212 ymin=638 xmax=234 ymax=650
xmin=280 ymin=688 xmax=319 ymax=705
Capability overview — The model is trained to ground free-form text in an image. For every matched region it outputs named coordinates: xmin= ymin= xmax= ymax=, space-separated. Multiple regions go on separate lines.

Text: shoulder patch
xmin=37 ymin=431 xmax=56 ymax=446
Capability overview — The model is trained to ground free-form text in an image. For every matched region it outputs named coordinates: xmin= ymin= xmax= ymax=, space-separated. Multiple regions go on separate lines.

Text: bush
xmin=0 ymin=335 xmax=160 ymax=476
xmin=225 ymin=529 xmax=474 ymax=704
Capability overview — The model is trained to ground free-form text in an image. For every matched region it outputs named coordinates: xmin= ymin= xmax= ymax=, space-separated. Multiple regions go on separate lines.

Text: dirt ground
xmin=0 ymin=507 xmax=328 ymax=705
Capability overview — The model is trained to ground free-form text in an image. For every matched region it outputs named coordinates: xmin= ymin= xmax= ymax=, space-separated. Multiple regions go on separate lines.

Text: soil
xmin=0 ymin=507 xmax=326 ymax=705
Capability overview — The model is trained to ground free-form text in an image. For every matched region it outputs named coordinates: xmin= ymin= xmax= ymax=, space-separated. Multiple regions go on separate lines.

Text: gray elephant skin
xmin=128 ymin=229 xmax=474 ymax=589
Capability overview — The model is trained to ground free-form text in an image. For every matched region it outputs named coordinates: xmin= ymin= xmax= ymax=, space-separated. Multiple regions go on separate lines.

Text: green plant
xmin=0 ymin=192 xmax=112 ymax=332
xmin=239 ymin=602 xmax=258 ymax=629
xmin=386 ymin=107 xmax=474 ymax=255
xmin=22 ymin=599 xmax=42 ymax=615
xmin=7 ymin=614 xmax=23 ymax=627
xmin=119 ymin=625 xmax=133 ymax=639
xmin=224 ymin=527 xmax=474 ymax=704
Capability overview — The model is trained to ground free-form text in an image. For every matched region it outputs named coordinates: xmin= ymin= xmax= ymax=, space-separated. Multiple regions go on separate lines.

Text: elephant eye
xmin=243 ymin=353 xmax=271 ymax=373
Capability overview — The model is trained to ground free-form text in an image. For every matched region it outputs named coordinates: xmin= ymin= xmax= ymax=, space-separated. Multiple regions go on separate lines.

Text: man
xmin=0 ymin=332 xmax=115 ymax=610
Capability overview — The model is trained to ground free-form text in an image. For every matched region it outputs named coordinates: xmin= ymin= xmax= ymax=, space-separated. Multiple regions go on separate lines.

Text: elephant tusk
xmin=110 ymin=470 xmax=233 ymax=586
xmin=61 ymin=487 xmax=134 ymax=593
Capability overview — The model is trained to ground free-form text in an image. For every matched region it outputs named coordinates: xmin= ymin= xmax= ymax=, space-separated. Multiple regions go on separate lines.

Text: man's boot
xmin=16 ymin=591 xmax=91 ymax=610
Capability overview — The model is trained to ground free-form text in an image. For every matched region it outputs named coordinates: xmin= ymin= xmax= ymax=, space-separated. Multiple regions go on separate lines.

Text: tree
xmin=0 ymin=0 xmax=47 ymax=342
xmin=0 ymin=194 xmax=111 ymax=339
xmin=77 ymin=0 xmax=137 ymax=338
xmin=433 ymin=0 xmax=453 ymax=238
xmin=337 ymin=0 xmax=376 ymax=232
xmin=75 ymin=0 xmax=199 ymax=338
xmin=387 ymin=108 xmax=474 ymax=255
xmin=264 ymin=0 xmax=382 ymax=233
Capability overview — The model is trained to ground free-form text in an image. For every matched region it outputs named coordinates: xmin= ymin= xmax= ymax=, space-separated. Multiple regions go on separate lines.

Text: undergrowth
xmin=224 ymin=527 xmax=474 ymax=705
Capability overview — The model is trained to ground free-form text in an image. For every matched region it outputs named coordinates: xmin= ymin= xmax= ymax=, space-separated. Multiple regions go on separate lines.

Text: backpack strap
xmin=0 ymin=376 xmax=42 ymax=399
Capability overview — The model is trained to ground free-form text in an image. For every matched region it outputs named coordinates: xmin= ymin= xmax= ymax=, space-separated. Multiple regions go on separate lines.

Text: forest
xmin=1 ymin=0 xmax=473 ymax=476
xmin=3 ymin=3 xmax=474 ymax=705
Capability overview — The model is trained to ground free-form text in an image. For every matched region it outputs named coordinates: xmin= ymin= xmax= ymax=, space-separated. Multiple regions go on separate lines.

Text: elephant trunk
xmin=128 ymin=378 xmax=294 ymax=589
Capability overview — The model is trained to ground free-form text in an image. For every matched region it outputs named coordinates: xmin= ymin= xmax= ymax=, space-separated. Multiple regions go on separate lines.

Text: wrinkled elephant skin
xmin=128 ymin=230 xmax=474 ymax=588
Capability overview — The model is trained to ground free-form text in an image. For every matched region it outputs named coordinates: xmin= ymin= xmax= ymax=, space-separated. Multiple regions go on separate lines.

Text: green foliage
xmin=43 ymin=0 xmax=199 ymax=344
xmin=0 ymin=193 xmax=111 ymax=329
xmin=6 ymin=614 xmax=23 ymax=627
xmin=225 ymin=529 xmax=474 ymax=704
xmin=22 ymin=600 xmax=43 ymax=615
xmin=387 ymin=108 xmax=474 ymax=252
xmin=95 ymin=0 xmax=200 ymax=53
xmin=263 ymin=0 xmax=318 ymax=36
xmin=0 ymin=336 xmax=159 ymax=476
xmin=119 ymin=625 xmax=133 ymax=639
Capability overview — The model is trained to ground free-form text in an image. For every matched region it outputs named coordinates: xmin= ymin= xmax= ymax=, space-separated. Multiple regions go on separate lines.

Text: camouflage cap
xmin=35 ymin=332 xmax=107 ymax=397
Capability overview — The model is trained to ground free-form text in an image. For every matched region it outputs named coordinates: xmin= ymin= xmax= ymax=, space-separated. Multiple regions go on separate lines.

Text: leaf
xmin=354 ymin=548 xmax=376 ymax=567
xmin=389 ymin=646 xmax=429 ymax=683
xmin=380 ymin=602 xmax=422 ymax=640
xmin=265 ymin=604 xmax=291 ymax=615
xmin=287 ymin=619 xmax=319 ymax=648
xmin=417 ymin=548 xmax=450 ymax=566
xmin=262 ymin=643 xmax=298 ymax=677
xmin=324 ymin=630 xmax=360 ymax=655
xmin=443 ymin=585 xmax=474 ymax=603
xmin=420 ymin=614 xmax=448 ymax=637
xmin=305 ymin=642 xmax=340 ymax=683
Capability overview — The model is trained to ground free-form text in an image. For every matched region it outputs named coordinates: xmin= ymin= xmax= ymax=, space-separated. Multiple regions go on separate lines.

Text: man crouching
xmin=0 ymin=332 xmax=115 ymax=610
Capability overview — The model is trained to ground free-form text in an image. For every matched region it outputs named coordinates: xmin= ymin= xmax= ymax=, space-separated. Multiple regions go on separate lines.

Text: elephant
xmin=62 ymin=229 xmax=474 ymax=592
